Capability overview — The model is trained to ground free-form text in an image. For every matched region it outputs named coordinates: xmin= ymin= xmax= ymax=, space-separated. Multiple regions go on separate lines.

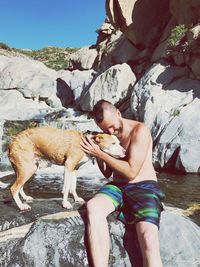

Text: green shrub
xmin=0 ymin=42 xmax=11 ymax=50
xmin=14 ymin=46 xmax=79 ymax=70
xmin=168 ymin=24 xmax=188 ymax=47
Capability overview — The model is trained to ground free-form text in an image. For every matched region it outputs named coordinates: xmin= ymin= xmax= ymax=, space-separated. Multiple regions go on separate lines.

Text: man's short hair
xmin=92 ymin=99 xmax=116 ymax=123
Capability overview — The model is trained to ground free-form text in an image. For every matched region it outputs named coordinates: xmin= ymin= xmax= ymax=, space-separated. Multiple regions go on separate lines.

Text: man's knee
xmin=87 ymin=199 xmax=98 ymax=215
xmin=86 ymin=195 xmax=115 ymax=220
xmin=86 ymin=198 xmax=104 ymax=219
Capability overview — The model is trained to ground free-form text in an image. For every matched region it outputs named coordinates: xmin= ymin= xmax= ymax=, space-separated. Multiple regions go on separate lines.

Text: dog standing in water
xmin=8 ymin=126 xmax=126 ymax=211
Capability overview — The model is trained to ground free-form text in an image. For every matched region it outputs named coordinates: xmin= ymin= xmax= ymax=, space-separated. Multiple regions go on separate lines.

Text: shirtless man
xmin=81 ymin=100 xmax=165 ymax=267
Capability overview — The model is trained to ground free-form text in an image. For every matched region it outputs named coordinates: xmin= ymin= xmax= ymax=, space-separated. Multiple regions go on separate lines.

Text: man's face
xmin=97 ymin=109 xmax=123 ymax=138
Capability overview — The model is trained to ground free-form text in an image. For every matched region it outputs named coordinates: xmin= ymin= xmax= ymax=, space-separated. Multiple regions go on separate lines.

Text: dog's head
xmin=92 ymin=133 xmax=126 ymax=159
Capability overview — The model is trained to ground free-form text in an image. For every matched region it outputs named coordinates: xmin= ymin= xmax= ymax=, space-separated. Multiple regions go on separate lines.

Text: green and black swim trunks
xmin=97 ymin=180 xmax=165 ymax=228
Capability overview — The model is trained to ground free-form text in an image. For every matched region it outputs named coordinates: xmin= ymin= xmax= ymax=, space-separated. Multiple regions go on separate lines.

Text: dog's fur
xmin=8 ymin=126 xmax=125 ymax=211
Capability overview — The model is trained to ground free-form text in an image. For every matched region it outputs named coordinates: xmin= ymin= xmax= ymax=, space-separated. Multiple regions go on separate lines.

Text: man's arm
xmin=81 ymin=124 xmax=151 ymax=181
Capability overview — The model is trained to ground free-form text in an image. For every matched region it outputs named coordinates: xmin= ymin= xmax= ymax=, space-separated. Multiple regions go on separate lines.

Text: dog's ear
xmin=93 ymin=134 xmax=104 ymax=144
xmin=93 ymin=135 xmax=100 ymax=143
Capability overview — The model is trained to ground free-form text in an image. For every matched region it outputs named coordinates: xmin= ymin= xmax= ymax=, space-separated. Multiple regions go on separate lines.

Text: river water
xmin=158 ymin=172 xmax=200 ymax=225
xmin=0 ymin=163 xmax=199 ymax=226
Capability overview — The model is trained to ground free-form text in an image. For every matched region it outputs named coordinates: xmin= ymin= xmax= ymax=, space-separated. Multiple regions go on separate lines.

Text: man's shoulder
xmin=130 ymin=122 xmax=151 ymax=140
xmin=131 ymin=121 xmax=148 ymax=132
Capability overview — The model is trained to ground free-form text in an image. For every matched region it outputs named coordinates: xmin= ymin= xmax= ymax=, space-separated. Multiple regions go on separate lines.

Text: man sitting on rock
xmin=81 ymin=99 xmax=165 ymax=267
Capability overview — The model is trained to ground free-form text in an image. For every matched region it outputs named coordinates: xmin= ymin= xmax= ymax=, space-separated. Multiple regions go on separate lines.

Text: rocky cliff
xmin=0 ymin=2 xmax=200 ymax=265
xmin=67 ymin=0 xmax=200 ymax=173
xmin=0 ymin=0 xmax=200 ymax=173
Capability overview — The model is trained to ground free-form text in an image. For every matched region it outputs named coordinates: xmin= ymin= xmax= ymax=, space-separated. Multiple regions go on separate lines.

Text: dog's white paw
xmin=62 ymin=200 xmax=73 ymax=209
xmin=24 ymin=196 xmax=34 ymax=203
xmin=75 ymin=197 xmax=85 ymax=203
xmin=19 ymin=203 xmax=31 ymax=211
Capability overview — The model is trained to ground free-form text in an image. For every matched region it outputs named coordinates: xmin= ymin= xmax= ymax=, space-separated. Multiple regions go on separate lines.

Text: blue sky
xmin=0 ymin=0 xmax=106 ymax=50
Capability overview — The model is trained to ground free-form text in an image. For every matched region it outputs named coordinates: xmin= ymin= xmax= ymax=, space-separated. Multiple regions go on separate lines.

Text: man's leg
xmin=86 ymin=194 xmax=115 ymax=267
xmin=136 ymin=221 xmax=162 ymax=267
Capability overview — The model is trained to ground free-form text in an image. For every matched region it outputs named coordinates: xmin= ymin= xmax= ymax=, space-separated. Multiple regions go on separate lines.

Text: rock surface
xmin=94 ymin=23 xmax=139 ymax=72
xmin=130 ymin=62 xmax=200 ymax=172
xmin=68 ymin=46 xmax=98 ymax=70
xmin=80 ymin=63 xmax=136 ymax=111
xmin=106 ymin=0 xmax=171 ymax=49
xmin=0 ymin=208 xmax=199 ymax=267
xmin=0 ymin=55 xmax=61 ymax=120
xmin=57 ymin=69 xmax=97 ymax=105
xmin=170 ymin=0 xmax=200 ymax=26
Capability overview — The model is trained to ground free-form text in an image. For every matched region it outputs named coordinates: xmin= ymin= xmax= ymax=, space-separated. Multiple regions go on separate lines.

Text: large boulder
xmin=130 ymin=62 xmax=200 ymax=173
xmin=106 ymin=0 xmax=171 ymax=49
xmin=103 ymin=0 xmax=200 ymax=80
xmin=170 ymin=0 xmax=200 ymax=26
xmin=79 ymin=63 xmax=136 ymax=111
xmin=0 ymin=55 xmax=57 ymax=100
xmin=157 ymin=22 xmax=200 ymax=80
xmin=94 ymin=22 xmax=139 ymax=72
xmin=0 ymin=55 xmax=63 ymax=120
xmin=68 ymin=46 xmax=98 ymax=70
xmin=0 ymin=209 xmax=199 ymax=267
xmin=0 ymin=90 xmax=53 ymax=121
xmin=57 ymin=69 xmax=97 ymax=105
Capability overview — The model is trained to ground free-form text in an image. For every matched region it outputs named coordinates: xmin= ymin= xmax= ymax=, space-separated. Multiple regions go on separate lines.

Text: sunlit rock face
xmin=94 ymin=22 xmax=139 ymax=72
xmin=68 ymin=46 xmax=98 ymax=70
xmin=130 ymin=62 xmax=200 ymax=173
xmin=0 ymin=55 xmax=96 ymax=120
xmin=0 ymin=55 xmax=59 ymax=120
xmin=104 ymin=0 xmax=200 ymax=80
xmin=79 ymin=63 xmax=136 ymax=111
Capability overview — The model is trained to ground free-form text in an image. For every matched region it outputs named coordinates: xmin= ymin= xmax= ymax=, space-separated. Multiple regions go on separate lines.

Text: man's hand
xmin=81 ymin=136 xmax=103 ymax=158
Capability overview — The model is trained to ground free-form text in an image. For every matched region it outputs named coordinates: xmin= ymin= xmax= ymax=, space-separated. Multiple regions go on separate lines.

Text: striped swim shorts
xmin=96 ymin=180 xmax=165 ymax=228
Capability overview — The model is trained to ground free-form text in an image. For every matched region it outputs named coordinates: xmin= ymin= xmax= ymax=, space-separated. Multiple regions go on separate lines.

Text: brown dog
xmin=8 ymin=126 xmax=126 ymax=211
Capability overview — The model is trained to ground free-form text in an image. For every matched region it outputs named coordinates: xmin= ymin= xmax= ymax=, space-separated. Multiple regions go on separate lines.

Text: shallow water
xmin=158 ymin=172 xmax=200 ymax=225
xmin=0 ymin=164 xmax=199 ymax=225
